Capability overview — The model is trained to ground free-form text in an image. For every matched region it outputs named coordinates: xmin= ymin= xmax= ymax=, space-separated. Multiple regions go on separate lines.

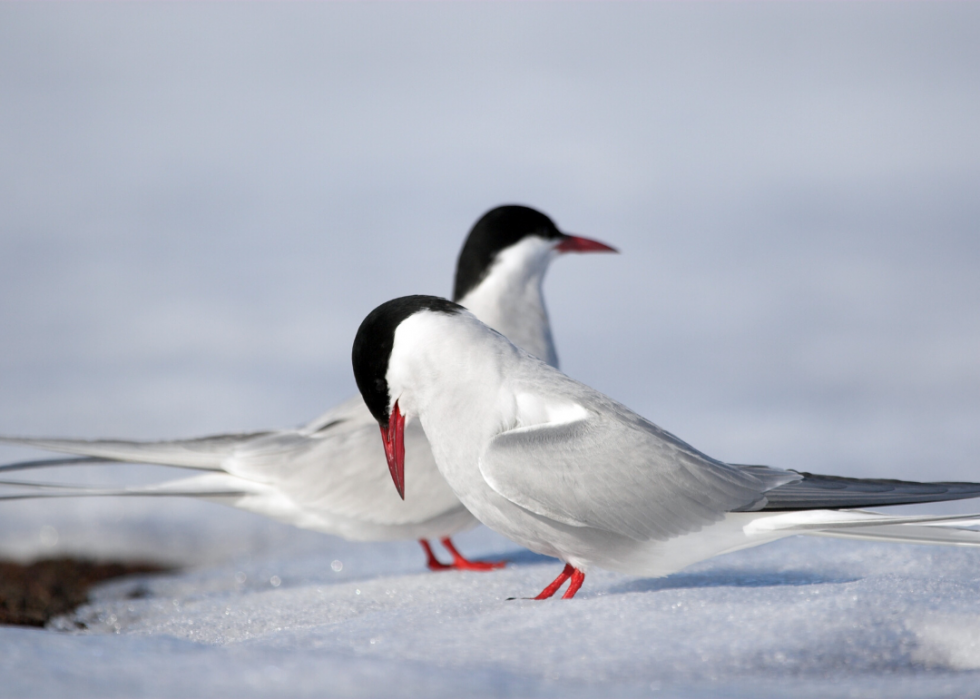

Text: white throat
xmin=456 ymin=236 xmax=559 ymax=368
xmin=385 ymin=309 xmax=518 ymax=436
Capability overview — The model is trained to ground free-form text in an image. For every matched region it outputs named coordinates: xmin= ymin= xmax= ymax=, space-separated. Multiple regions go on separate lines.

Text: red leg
xmin=562 ymin=567 xmax=586 ymax=599
xmin=534 ymin=563 xmax=574 ymax=599
xmin=419 ymin=539 xmax=452 ymax=571
xmin=439 ymin=537 xmax=507 ymax=571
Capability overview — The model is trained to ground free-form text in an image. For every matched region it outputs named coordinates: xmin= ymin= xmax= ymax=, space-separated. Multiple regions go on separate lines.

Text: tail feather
xmin=745 ymin=508 xmax=980 ymax=535
xmin=812 ymin=522 xmax=980 ymax=547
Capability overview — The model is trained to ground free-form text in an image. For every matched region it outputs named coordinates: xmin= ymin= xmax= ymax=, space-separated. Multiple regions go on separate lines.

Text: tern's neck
xmin=456 ymin=242 xmax=559 ymax=369
xmin=389 ymin=312 xmax=523 ymax=478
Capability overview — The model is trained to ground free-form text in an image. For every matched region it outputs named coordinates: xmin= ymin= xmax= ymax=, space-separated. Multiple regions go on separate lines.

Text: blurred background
xmin=1 ymin=2 xmax=978 ymax=562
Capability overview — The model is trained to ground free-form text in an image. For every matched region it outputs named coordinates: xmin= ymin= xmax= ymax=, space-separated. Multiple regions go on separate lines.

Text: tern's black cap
xmin=352 ymin=295 xmax=463 ymax=427
xmin=453 ymin=205 xmax=563 ymax=302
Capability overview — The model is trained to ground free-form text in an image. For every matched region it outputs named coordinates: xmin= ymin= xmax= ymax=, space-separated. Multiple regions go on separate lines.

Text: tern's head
xmin=352 ymin=295 xmax=467 ymax=499
xmin=452 ymin=205 xmax=616 ymax=304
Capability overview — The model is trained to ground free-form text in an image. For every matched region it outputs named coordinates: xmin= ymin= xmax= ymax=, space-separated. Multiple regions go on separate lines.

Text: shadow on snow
xmin=610 ymin=568 xmax=860 ymax=594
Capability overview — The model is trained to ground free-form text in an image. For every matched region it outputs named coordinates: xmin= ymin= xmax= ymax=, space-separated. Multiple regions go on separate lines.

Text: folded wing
xmin=478 ymin=390 xmax=797 ymax=542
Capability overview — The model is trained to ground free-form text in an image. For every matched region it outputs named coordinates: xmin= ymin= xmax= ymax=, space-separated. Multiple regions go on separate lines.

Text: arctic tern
xmin=0 ymin=206 xmax=616 ymax=571
xmin=352 ymin=295 xmax=980 ymax=599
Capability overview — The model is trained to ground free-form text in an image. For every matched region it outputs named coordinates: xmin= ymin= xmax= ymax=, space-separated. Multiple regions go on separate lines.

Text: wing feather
xmin=755 ymin=470 xmax=980 ymax=510
xmin=478 ymin=390 xmax=786 ymax=542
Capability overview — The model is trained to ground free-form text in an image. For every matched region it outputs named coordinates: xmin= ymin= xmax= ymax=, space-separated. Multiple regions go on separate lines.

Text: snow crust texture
xmin=2 ymin=510 xmax=980 ymax=698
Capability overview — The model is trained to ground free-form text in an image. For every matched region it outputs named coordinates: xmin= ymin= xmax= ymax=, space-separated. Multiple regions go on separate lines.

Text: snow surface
xmin=2 ymin=3 xmax=980 ymax=697
xmin=2 ymin=508 xmax=980 ymax=698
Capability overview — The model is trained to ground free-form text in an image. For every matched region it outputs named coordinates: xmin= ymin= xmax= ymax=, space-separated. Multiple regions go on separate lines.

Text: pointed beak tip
xmin=556 ymin=235 xmax=618 ymax=255
xmin=380 ymin=402 xmax=407 ymax=501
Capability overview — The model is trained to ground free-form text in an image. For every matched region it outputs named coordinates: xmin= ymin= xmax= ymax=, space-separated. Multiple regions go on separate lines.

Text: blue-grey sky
xmin=2 ymin=2 xmax=979 ymax=486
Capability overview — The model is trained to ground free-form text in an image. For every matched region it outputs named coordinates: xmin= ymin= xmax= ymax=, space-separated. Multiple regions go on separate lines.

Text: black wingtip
xmin=0 ymin=456 xmax=114 ymax=473
xmin=758 ymin=470 xmax=980 ymax=511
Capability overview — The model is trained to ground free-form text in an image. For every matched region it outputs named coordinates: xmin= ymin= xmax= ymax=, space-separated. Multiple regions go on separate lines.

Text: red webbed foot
xmin=419 ymin=538 xmax=507 ymax=572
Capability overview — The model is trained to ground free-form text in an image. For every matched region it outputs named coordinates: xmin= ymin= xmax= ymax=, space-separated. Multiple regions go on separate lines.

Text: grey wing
xmin=220 ymin=403 xmax=467 ymax=527
xmin=478 ymin=393 xmax=792 ymax=542
xmin=0 ymin=395 xmax=368 ymax=476
xmin=0 ymin=433 xmax=273 ymax=470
